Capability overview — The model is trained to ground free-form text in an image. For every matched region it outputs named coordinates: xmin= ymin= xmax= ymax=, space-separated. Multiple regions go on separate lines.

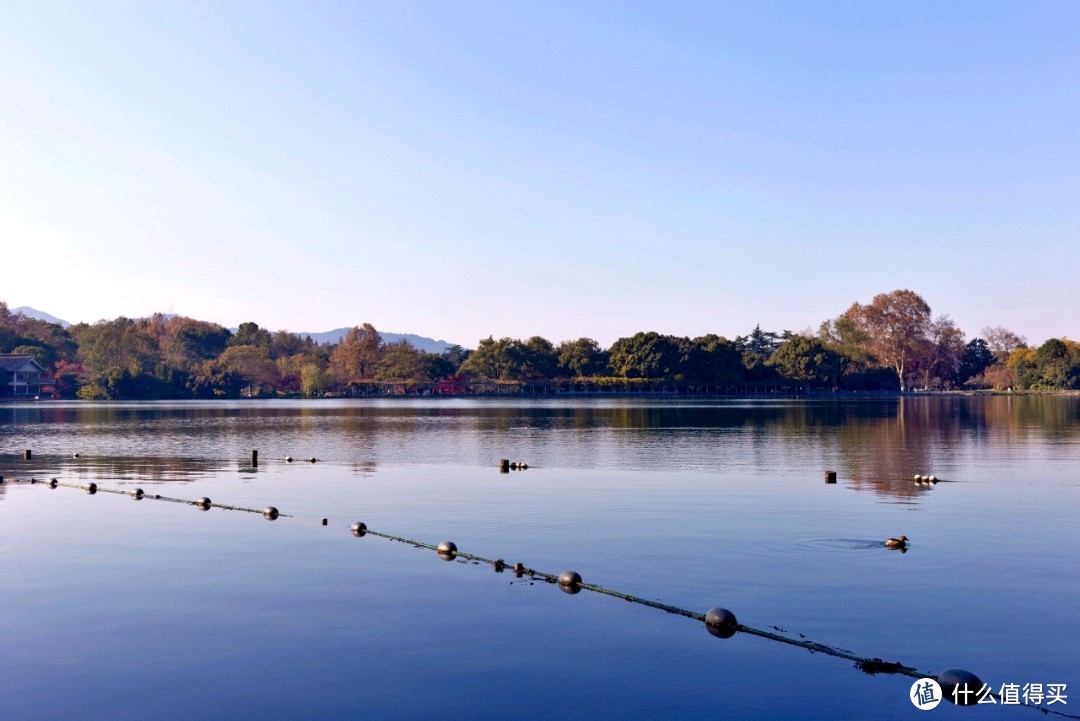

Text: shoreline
xmin=3 ymin=389 xmax=1079 ymax=404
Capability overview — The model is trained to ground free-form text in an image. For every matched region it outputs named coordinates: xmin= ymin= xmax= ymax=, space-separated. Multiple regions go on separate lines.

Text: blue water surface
xmin=1 ymin=397 xmax=1078 ymax=720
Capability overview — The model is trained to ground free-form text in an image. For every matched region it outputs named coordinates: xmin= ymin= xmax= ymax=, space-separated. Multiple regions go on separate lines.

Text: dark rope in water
xmin=5 ymin=475 xmax=1077 ymax=719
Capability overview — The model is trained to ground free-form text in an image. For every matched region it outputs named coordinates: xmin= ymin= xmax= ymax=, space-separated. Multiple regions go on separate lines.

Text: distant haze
xmin=15 ymin=305 xmax=457 ymax=352
xmin=287 ymin=329 xmax=455 ymax=354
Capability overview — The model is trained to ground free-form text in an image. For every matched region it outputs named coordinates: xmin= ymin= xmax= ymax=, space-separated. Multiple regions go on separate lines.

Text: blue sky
xmin=2 ymin=1 xmax=1077 ymax=347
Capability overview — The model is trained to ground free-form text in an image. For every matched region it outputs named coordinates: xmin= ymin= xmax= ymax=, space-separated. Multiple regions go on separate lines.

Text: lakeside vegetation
xmin=2 ymin=290 xmax=1077 ymax=399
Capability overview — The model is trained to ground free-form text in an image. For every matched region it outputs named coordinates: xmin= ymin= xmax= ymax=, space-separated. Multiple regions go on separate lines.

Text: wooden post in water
xmin=251 ymin=450 xmax=258 ymax=467
xmin=24 ymin=449 xmax=32 ymax=461
xmin=824 ymin=470 xmax=837 ymax=484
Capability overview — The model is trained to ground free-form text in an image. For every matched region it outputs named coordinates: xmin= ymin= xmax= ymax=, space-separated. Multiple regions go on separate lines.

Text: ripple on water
xmin=754 ymin=538 xmax=899 ymax=559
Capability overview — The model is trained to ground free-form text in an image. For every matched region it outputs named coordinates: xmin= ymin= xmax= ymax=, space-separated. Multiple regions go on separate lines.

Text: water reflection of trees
xmin=2 ymin=397 xmax=1077 ymax=502
xmin=812 ymin=397 xmax=1077 ymax=500
xmin=0 ymin=455 xmax=232 ymax=486
xmin=836 ymin=400 xmax=951 ymax=500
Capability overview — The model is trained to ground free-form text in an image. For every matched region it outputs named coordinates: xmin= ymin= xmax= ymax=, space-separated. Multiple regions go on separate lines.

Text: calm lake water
xmin=1 ymin=397 xmax=1078 ymax=720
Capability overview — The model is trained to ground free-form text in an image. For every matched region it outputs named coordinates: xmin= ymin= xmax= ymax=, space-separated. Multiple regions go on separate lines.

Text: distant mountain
xmin=11 ymin=305 xmax=459 ymax=354
xmin=301 ymin=328 xmax=458 ymax=354
xmin=13 ymin=306 xmax=70 ymax=327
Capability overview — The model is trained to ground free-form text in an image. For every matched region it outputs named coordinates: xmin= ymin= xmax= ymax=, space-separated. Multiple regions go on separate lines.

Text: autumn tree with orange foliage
xmin=329 ymin=323 xmax=383 ymax=384
xmin=843 ymin=289 xmax=932 ymax=392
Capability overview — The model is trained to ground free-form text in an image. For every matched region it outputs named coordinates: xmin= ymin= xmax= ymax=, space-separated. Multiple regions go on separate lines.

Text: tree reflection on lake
xmin=1 ymin=396 xmax=1078 ymax=502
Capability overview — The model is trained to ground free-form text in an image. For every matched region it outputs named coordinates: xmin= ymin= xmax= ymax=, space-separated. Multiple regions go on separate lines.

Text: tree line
xmin=1 ymin=290 xmax=1077 ymax=399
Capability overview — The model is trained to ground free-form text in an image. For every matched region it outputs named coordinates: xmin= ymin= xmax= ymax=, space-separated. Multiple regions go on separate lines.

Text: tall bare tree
xmin=917 ymin=315 xmax=966 ymax=389
xmin=981 ymin=326 xmax=1027 ymax=363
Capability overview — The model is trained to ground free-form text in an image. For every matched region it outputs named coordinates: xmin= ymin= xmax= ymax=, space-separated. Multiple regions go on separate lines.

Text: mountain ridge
xmin=296 ymin=328 xmax=456 ymax=354
xmin=13 ymin=306 xmax=71 ymax=328
xmin=11 ymin=306 xmax=458 ymax=353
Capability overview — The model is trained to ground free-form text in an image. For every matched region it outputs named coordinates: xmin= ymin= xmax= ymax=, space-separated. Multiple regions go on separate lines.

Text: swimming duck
xmin=885 ymin=535 xmax=908 ymax=549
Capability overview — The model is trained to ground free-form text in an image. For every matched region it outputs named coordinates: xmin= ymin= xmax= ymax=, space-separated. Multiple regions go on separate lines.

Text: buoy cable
xmin=11 ymin=475 xmax=1079 ymax=718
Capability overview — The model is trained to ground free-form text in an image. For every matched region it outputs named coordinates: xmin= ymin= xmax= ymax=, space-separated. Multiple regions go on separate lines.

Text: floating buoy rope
xmin=5 ymin=474 xmax=1078 ymax=719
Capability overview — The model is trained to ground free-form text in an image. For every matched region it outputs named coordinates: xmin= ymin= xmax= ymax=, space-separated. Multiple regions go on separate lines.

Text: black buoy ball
xmin=351 ymin=522 xmax=367 ymax=537
xmin=196 ymin=497 xmax=212 ymax=510
xmin=558 ymin=570 xmax=582 ymax=594
xmin=309 ymin=457 xmax=317 ymax=463
xmin=285 ymin=456 xmax=293 ymax=463
xmin=437 ymin=541 xmax=457 ymax=560
xmin=73 ymin=452 xmax=80 ymax=458
xmin=49 ymin=478 xmax=58 ymax=488
xmin=938 ymin=668 xmax=983 ymax=706
xmin=705 ymin=607 xmax=738 ymax=638
xmin=86 ymin=483 xmax=98 ymax=495
xmin=263 ymin=507 xmax=279 ymax=521
xmin=132 ymin=488 xmax=145 ymax=500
